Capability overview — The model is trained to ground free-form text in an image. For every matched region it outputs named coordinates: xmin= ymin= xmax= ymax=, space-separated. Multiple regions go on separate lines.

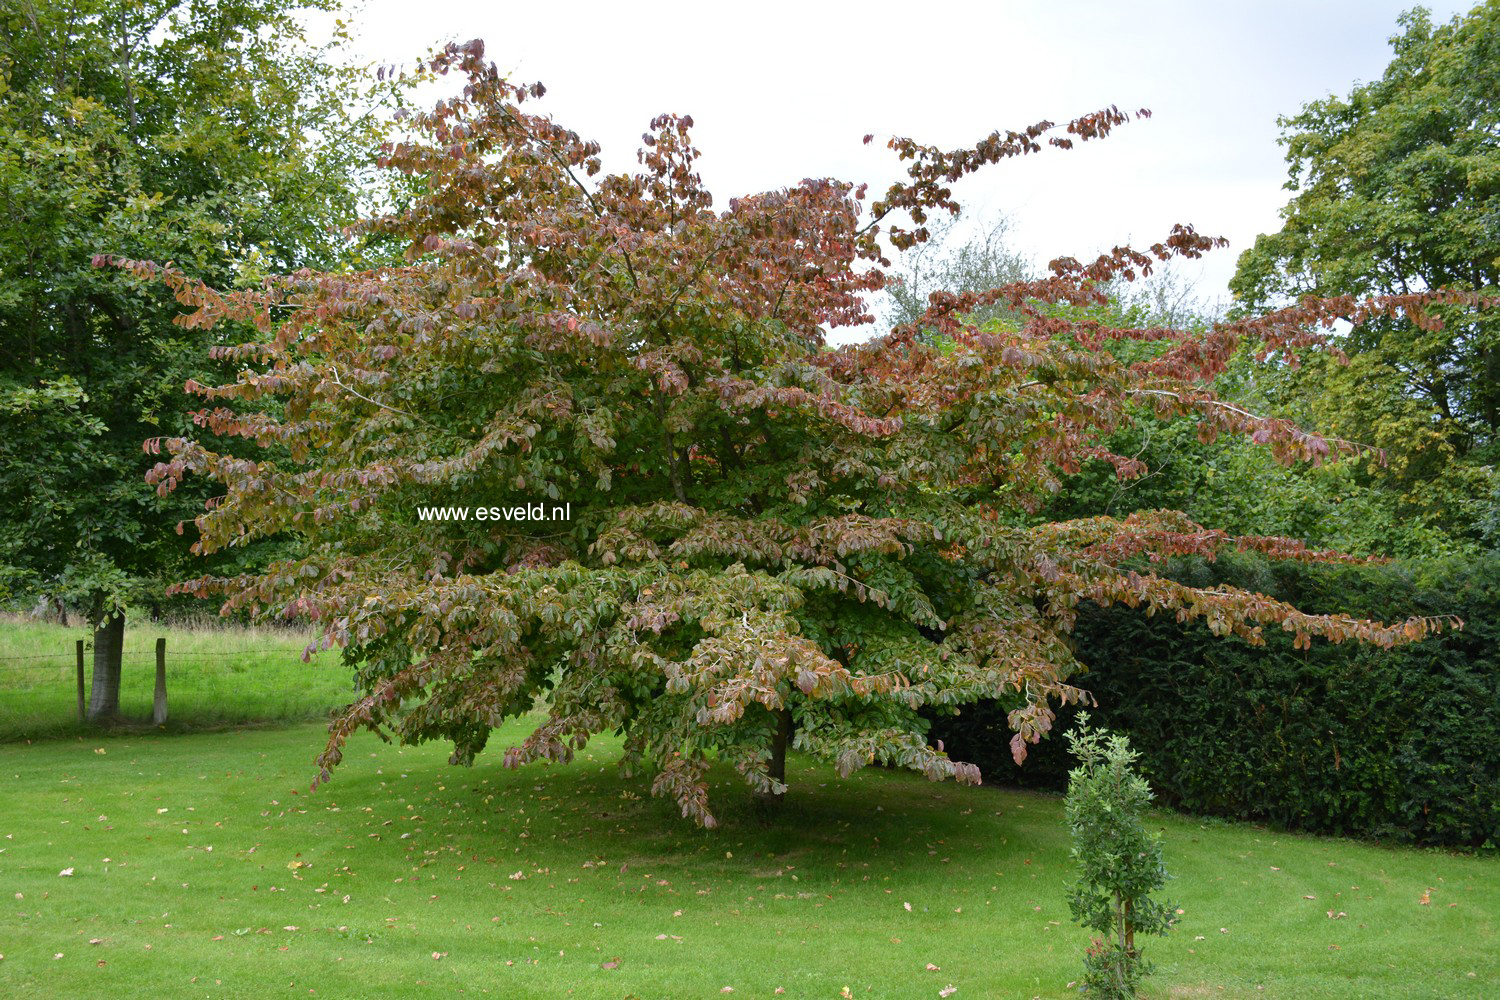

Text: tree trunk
xmin=755 ymin=707 xmax=793 ymax=808
xmin=87 ymin=612 xmax=125 ymax=723
xmin=1480 ymin=344 xmax=1499 ymax=439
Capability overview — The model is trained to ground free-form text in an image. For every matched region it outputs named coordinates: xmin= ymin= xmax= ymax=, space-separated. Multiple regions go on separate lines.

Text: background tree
xmin=1028 ymin=292 xmax=1475 ymax=560
xmin=895 ymin=228 xmax=1460 ymax=559
xmin=0 ymin=0 xmax=388 ymax=719
xmin=881 ymin=214 xmax=1031 ymax=334
xmin=1230 ymin=1 xmax=1500 ymax=543
xmin=125 ymin=42 xmax=1476 ymax=826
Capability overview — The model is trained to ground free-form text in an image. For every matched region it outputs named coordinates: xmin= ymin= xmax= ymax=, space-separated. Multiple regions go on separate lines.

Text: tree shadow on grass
xmin=318 ymin=735 xmax=1062 ymax=885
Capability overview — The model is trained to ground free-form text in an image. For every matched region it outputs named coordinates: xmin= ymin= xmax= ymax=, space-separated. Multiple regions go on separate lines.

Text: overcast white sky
xmin=340 ymin=0 xmax=1468 ymax=340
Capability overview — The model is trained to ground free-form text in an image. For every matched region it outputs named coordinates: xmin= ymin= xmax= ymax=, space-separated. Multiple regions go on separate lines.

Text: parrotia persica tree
xmin=112 ymin=41 xmax=1483 ymax=826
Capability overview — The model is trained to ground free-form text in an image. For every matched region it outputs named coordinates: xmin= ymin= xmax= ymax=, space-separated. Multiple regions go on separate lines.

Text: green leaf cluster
xmin=1230 ymin=2 xmax=1500 ymax=542
xmin=0 ymin=0 xmax=391 ymax=622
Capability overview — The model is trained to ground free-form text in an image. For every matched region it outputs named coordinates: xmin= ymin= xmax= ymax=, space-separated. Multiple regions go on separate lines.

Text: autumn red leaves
xmin=101 ymin=39 xmax=1485 ymax=825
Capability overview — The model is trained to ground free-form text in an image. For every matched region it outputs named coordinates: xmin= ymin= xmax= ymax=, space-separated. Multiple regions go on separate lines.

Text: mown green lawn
xmin=0 ymin=718 xmax=1492 ymax=999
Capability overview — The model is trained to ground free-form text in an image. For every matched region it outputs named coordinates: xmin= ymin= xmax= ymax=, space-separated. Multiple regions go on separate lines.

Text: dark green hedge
xmin=929 ymin=553 xmax=1500 ymax=848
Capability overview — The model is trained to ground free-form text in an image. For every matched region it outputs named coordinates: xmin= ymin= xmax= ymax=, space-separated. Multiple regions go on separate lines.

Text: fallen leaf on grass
xmin=903 ymin=902 xmax=912 ymax=912
xmin=926 ymin=963 xmax=941 ymax=971
xmin=939 ymin=986 xmax=957 ymax=998
xmin=1419 ymin=889 xmax=1432 ymax=905
xmin=1326 ymin=911 xmax=1346 ymax=920
xmin=59 ymin=868 xmax=74 ymax=877
xmin=431 ymin=951 xmax=447 ymax=960
xmin=600 ymin=960 xmax=619 ymax=970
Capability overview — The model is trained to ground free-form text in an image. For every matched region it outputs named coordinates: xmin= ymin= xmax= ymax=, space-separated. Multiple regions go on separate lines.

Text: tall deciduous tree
xmin=122 ymin=42 xmax=1477 ymax=825
xmin=0 ymin=0 xmax=387 ymax=719
xmin=1230 ymin=2 xmax=1500 ymax=538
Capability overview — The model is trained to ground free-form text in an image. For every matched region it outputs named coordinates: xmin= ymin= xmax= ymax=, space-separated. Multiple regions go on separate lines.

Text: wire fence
xmin=0 ymin=637 xmax=359 ymax=739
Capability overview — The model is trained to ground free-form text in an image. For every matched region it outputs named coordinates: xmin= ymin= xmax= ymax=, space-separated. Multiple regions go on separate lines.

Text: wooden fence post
xmin=75 ymin=639 xmax=86 ymax=722
xmin=153 ymin=637 xmax=168 ymax=725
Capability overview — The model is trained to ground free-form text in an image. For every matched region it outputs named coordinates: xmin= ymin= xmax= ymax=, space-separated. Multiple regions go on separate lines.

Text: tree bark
xmin=1480 ymin=344 xmax=1500 ymax=439
xmin=87 ymin=612 xmax=125 ymax=723
xmin=755 ymin=707 xmax=793 ymax=808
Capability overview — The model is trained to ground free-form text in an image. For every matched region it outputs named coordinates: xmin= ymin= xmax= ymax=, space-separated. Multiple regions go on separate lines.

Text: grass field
xmin=0 ymin=717 xmax=1493 ymax=999
xmin=0 ymin=616 xmax=353 ymax=739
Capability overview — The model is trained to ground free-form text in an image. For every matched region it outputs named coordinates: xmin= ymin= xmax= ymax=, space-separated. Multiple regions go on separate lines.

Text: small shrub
xmin=1065 ymin=715 xmax=1176 ymax=999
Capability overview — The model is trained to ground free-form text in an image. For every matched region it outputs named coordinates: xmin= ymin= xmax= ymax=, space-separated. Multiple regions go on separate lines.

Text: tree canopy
xmin=0 ymin=0 xmax=387 ymax=717
xmin=1230 ymin=1 xmax=1500 ymax=537
xmin=119 ymin=41 xmax=1479 ymax=825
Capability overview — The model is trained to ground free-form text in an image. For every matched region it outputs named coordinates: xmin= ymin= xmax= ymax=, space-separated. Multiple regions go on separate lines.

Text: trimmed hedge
xmin=929 ymin=553 xmax=1500 ymax=848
